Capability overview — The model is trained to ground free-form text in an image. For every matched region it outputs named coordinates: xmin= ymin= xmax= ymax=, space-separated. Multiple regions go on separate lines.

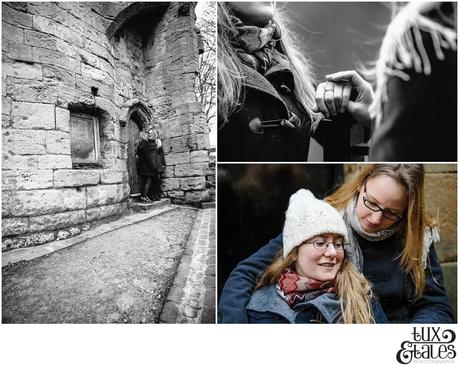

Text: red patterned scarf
xmin=276 ymin=268 xmax=336 ymax=307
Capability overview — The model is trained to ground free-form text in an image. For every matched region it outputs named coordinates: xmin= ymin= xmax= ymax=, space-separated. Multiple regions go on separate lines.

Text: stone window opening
xmin=68 ymin=104 xmax=112 ymax=170
xmin=70 ymin=112 xmax=101 ymax=168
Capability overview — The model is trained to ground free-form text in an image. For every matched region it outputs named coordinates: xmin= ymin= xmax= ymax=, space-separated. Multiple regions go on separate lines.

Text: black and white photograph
xmin=2 ymin=1 xmax=216 ymax=324
xmin=217 ymin=2 xmax=457 ymax=162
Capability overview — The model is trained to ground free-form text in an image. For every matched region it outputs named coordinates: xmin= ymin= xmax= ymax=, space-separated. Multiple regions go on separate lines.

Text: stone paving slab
xmin=2 ymin=204 xmax=179 ymax=267
xmin=159 ymin=208 xmax=216 ymax=324
xmin=2 ymin=207 xmax=198 ymax=323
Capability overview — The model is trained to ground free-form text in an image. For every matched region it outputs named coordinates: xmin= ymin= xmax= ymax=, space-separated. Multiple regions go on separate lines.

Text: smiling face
xmin=294 ymin=233 xmax=345 ymax=282
xmin=356 ymin=175 xmax=408 ymax=233
xmin=229 ymin=2 xmax=274 ymax=26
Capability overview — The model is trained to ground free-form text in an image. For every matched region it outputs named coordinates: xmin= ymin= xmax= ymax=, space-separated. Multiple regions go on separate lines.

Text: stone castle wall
xmin=2 ymin=2 xmax=214 ymax=251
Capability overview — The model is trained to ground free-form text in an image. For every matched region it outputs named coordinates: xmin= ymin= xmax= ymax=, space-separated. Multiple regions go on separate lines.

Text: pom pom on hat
xmin=282 ymin=189 xmax=348 ymax=257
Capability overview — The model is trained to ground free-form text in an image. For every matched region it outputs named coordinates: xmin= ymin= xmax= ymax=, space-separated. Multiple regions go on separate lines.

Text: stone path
xmin=159 ymin=208 xmax=215 ymax=323
xmin=2 ymin=207 xmax=202 ymax=323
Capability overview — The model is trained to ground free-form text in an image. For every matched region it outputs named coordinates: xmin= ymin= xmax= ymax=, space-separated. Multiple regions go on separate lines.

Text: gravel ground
xmin=2 ymin=207 xmax=197 ymax=323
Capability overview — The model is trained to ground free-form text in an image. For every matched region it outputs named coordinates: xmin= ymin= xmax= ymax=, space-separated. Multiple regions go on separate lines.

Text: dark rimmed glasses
xmin=363 ymin=183 xmax=403 ymax=221
xmin=303 ymin=239 xmax=349 ymax=251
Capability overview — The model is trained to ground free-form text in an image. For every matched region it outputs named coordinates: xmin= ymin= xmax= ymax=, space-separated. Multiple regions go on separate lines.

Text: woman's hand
xmin=312 ymin=70 xmax=375 ymax=127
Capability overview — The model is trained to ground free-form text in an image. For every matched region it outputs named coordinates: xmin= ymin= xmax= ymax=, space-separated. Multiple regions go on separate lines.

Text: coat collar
xmin=247 ymin=285 xmax=342 ymax=323
xmin=240 ymin=50 xmax=292 ymax=116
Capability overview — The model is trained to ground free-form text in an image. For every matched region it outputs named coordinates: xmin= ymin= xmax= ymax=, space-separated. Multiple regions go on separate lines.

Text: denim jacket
xmin=247 ymin=286 xmax=342 ymax=323
xmin=246 ymin=285 xmax=389 ymax=324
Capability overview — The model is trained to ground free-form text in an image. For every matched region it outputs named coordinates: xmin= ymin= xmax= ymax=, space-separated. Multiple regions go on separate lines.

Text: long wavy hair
xmin=256 ymin=246 xmax=375 ymax=324
xmin=217 ymin=2 xmax=319 ymax=126
xmin=325 ymin=164 xmax=436 ymax=299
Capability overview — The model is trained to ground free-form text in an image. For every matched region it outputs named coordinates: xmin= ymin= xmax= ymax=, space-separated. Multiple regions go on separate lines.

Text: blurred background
xmin=278 ymin=2 xmax=393 ymax=159
xmin=217 ymin=164 xmax=457 ymax=318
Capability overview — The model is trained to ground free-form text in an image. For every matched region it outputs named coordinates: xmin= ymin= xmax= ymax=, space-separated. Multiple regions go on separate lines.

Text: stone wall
xmin=2 ymin=2 xmax=214 ymax=251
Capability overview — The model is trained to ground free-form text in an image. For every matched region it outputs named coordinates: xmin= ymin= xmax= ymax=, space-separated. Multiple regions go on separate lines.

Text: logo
xmin=396 ymin=327 xmax=456 ymax=364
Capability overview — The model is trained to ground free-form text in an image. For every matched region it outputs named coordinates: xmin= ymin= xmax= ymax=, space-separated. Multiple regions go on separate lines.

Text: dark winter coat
xmin=218 ymin=59 xmax=312 ymax=162
xmin=246 ymin=284 xmax=388 ymax=324
xmin=218 ymin=233 xmax=454 ymax=323
xmin=369 ymin=12 xmax=457 ymax=162
xmin=137 ymin=140 xmax=166 ymax=176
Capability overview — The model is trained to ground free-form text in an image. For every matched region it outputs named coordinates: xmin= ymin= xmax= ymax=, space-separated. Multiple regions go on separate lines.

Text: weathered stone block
xmin=2 ymin=4 xmax=33 ymax=28
xmin=161 ymin=123 xmax=182 ymax=139
xmin=11 ymin=102 xmax=55 ymax=130
xmin=3 ymin=170 xmax=54 ymax=191
xmin=46 ymin=130 xmax=71 ymax=155
xmin=7 ymin=78 xmax=58 ymax=103
xmin=2 ymin=217 xmax=29 ymax=236
xmin=3 ymin=62 xmax=42 ymax=80
xmin=43 ymin=65 xmax=75 ymax=87
xmin=3 ymin=188 xmax=86 ymax=217
xmin=2 ymin=154 xmax=39 ymax=170
xmin=82 ymin=63 xmax=109 ymax=83
xmin=3 ymin=129 xmax=47 ymax=155
xmin=32 ymin=47 xmax=80 ymax=73
xmin=166 ymin=152 xmax=190 ymax=165
xmin=29 ymin=210 xmax=86 ymax=232
xmin=33 ymin=15 xmax=82 ymax=47
xmin=38 ymin=154 xmax=72 ymax=170
xmin=190 ymin=150 xmax=208 ymax=163
xmin=100 ymin=169 xmax=124 ymax=184
xmin=196 ymin=133 xmax=210 ymax=149
xmin=86 ymin=203 xmax=120 ymax=221
xmin=162 ymin=166 xmax=174 ymax=179
xmin=425 ymin=172 xmax=456 ymax=261
xmin=86 ymin=183 xmax=125 ymax=207
xmin=3 ymin=41 xmax=32 ymax=62
xmin=54 ymin=169 xmax=100 ymax=188
xmin=162 ymin=178 xmax=180 ymax=191
xmin=2 ymin=22 xmax=24 ymax=43
xmin=185 ymin=189 xmax=210 ymax=203
xmin=55 ymin=107 xmax=70 ymax=132
xmin=162 ymin=136 xmax=187 ymax=153
xmin=175 ymin=162 xmax=209 ymax=177
xmin=24 ymin=29 xmax=57 ymax=49
xmin=167 ymin=190 xmax=185 ymax=199
xmin=2 ymin=97 xmax=12 ymax=116
xmin=179 ymin=177 xmax=206 ymax=191
xmin=425 ymin=165 xmax=457 ymax=173
xmin=56 ymin=85 xmax=94 ymax=108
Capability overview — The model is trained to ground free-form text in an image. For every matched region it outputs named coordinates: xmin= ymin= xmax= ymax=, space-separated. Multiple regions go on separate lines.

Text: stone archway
xmin=121 ymin=101 xmax=152 ymax=196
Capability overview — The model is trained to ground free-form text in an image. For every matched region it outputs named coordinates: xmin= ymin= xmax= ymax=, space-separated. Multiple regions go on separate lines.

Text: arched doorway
xmin=123 ymin=103 xmax=152 ymax=196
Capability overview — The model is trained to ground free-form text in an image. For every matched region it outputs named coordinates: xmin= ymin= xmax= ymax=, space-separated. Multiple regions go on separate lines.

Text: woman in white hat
xmin=232 ymin=189 xmax=386 ymax=323
xmin=219 ymin=164 xmax=454 ymax=323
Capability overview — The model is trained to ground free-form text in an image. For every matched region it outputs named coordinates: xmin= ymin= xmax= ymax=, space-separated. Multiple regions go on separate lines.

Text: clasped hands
xmin=312 ymin=70 xmax=374 ymax=127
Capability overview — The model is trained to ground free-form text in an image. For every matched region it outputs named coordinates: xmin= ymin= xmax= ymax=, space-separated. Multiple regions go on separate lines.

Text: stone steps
xmin=128 ymin=198 xmax=171 ymax=213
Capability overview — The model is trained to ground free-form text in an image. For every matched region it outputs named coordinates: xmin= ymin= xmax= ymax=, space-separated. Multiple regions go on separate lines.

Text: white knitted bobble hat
xmin=282 ymin=189 xmax=348 ymax=258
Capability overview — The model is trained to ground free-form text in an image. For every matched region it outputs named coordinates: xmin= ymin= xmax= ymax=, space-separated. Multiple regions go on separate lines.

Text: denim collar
xmin=247 ymin=285 xmax=342 ymax=323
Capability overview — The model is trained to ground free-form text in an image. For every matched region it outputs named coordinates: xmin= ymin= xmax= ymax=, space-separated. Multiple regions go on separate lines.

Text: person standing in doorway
xmin=137 ymin=128 xmax=166 ymax=202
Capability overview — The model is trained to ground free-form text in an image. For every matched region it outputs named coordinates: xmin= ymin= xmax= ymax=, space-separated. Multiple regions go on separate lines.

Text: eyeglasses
xmin=363 ymin=183 xmax=403 ymax=221
xmin=303 ymin=240 xmax=348 ymax=251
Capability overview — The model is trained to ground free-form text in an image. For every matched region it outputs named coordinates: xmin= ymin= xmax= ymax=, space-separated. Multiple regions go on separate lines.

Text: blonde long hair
xmin=256 ymin=247 xmax=375 ymax=324
xmin=325 ymin=164 xmax=436 ymax=299
xmin=217 ymin=2 xmax=319 ymax=126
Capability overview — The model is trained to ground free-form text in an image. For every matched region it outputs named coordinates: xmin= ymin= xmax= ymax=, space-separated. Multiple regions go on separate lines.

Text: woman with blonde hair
xmin=219 ymin=164 xmax=454 ymax=323
xmin=217 ymin=2 xmax=320 ymax=162
xmin=234 ymin=189 xmax=387 ymax=323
